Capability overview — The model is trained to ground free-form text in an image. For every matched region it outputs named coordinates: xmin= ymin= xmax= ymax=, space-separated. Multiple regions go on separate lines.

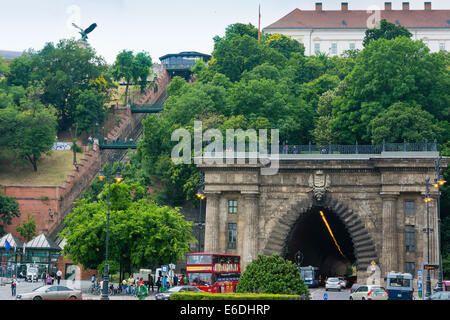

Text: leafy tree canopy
xmin=236 ymin=254 xmax=310 ymax=297
xmin=363 ymin=19 xmax=412 ymax=47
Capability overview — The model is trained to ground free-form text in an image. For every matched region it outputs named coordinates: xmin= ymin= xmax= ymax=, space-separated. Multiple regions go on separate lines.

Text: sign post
xmin=161 ymin=265 xmax=168 ymax=292
xmin=417 ymin=270 xmax=423 ymax=300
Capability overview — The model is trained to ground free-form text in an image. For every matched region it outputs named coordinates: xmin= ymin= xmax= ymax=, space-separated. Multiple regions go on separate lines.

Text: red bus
xmin=186 ymin=253 xmax=240 ymax=293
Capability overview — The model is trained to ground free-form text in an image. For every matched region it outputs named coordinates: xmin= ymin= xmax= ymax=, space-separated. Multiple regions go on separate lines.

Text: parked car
xmin=155 ymin=285 xmax=203 ymax=300
xmin=325 ymin=277 xmax=341 ymax=291
xmin=338 ymin=277 xmax=347 ymax=289
xmin=350 ymin=283 xmax=361 ymax=294
xmin=16 ymin=285 xmax=82 ymax=300
xmin=430 ymin=291 xmax=450 ymax=300
xmin=350 ymin=285 xmax=388 ymax=300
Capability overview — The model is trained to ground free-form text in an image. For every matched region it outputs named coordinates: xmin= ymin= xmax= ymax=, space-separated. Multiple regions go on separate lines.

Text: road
xmin=0 ymin=278 xmax=155 ymax=300
xmin=310 ymin=287 xmax=350 ymax=300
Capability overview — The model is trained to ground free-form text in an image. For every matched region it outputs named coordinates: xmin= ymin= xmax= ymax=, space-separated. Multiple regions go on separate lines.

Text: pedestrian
xmin=135 ymin=281 xmax=148 ymax=300
xmin=127 ymin=275 xmax=134 ymax=295
xmin=46 ymin=274 xmax=52 ymax=285
xmin=149 ymin=275 xmax=154 ymax=293
xmin=183 ymin=274 xmax=188 ymax=286
xmin=173 ymin=274 xmax=178 ymax=286
xmin=51 ymin=272 xmax=55 ymax=284
xmin=156 ymin=278 xmax=161 ymax=293
xmin=122 ymin=278 xmax=127 ymax=295
xmin=41 ymin=271 xmax=46 ymax=284
xmin=56 ymin=269 xmax=62 ymax=285
xmin=11 ymin=275 xmax=17 ymax=296
xmin=180 ymin=274 xmax=184 ymax=285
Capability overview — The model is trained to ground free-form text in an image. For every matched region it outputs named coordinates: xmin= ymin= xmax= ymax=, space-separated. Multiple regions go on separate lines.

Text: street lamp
xmin=433 ymin=156 xmax=447 ymax=292
xmin=424 ymin=178 xmax=433 ymax=299
xmin=195 ymin=174 xmax=206 ymax=252
xmin=98 ymin=152 xmax=124 ymax=300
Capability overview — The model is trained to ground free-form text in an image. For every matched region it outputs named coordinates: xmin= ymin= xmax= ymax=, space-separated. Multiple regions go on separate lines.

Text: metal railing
xmin=212 ymin=140 xmax=438 ymax=155
xmin=99 ymin=138 xmax=137 ymax=150
xmin=278 ymin=140 xmax=438 ymax=155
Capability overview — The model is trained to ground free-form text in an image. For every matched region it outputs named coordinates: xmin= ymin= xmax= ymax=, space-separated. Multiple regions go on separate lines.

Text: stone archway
xmin=262 ymin=194 xmax=379 ymax=280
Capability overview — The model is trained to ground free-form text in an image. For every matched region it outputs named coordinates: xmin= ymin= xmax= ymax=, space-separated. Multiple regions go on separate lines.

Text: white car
xmin=338 ymin=277 xmax=347 ymax=289
xmin=350 ymin=285 xmax=388 ymax=300
xmin=325 ymin=277 xmax=341 ymax=291
xmin=155 ymin=285 xmax=203 ymax=300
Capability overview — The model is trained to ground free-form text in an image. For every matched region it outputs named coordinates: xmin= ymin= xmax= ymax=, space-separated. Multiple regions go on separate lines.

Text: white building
xmin=263 ymin=2 xmax=450 ymax=56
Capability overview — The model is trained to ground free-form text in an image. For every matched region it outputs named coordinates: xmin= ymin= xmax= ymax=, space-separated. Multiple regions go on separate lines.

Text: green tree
xmin=370 ymin=102 xmax=443 ymax=144
xmin=32 ymin=40 xmax=109 ymax=130
xmin=331 ymin=37 xmax=450 ymax=143
xmin=0 ymin=56 xmax=9 ymax=77
xmin=265 ymin=33 xmax=305 ymax=59
xmin=363 ymin=19 xmax=412 ymax=47
xmin=111 ymin=50 xmax=153 ymax=105
xmin=15 ymin=213 xmax=36 ymax=242
xmin=13 ymin=107 xmax=57 ymax=171
xmin=73 ymin=88 xmax=107 ymax=133
xmin=59 ymin=182 xmax=194 ymax=278
xmin=0 ymin=190 xmax=20 ymax=236
xmin=237 ymin=254 xmax=310 ymax=297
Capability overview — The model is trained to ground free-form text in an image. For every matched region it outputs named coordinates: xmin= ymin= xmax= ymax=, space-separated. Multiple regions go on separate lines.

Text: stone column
xmin=204 ymin=192 xmax=220 ymax=253
xmin=242 ymin=192 xmax=259 ymax=270
xmin=380 ymin=193 xmax=399 ymax=276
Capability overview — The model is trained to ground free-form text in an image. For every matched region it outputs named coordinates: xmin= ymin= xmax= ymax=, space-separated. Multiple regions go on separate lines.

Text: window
xmin=357 ymin=286 xmax=368 ymax=292
xmin=405 ymin=225 xmax=415 ymax=252
xmin=228 ymin=223 xmax=237 ymax=249
xmin=439 ymin=43 xmax=446 ymax=51
xmin=331 ymin=43 xmax=337 ymax=55
xmin=187 ymin=255 xmax=212 ymax=265
xmin=228 ymin=200 xmax=237 ymax=214
xmin=314 ymin=43 xmax=321 ymax=54
xmin=405 ymin=262 xmax=415 ymax=276
xmin=349 ymin=43 xmax=356 ymax=50
xmin=405 ymin=201 xmax=415 ymax=215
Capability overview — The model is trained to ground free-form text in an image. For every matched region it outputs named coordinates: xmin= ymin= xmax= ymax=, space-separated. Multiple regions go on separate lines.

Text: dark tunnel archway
xmin=285 ymin=206 xmax=356 ymax=279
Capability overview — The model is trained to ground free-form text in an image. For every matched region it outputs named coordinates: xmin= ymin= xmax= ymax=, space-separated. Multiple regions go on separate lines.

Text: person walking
xmin=41 ymin=271 xmax=46 ymax=284
xmin=122 ymin=278 xmax=127 ymax=295
xmin=46 ymin=274 xmax=52 ymax=285
xmin=156 ymin=277 xmax=161 ymax=293
xmin=149 ymin=275 xmax=154 ymax=293
xmin=56 ymin=270 xmax=62 ymax=285
xmin=11 ymin=275 xmax=17 ymax=296
xmin=127 ymin=275 xmax=134 ymax=295
xmin=173 ymin=274 xmax=178 ymax=287
xmin=135 ymin=281 xmax=148 ymax=300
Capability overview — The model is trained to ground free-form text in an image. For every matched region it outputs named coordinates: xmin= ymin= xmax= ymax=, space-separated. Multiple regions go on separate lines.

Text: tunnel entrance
xmin=285 ymin=206 xmax=356 ymax=280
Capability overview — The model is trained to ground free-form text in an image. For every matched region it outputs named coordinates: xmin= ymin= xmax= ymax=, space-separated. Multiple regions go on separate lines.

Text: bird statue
xmin=72 ymin=23 xmax=97 ymax=43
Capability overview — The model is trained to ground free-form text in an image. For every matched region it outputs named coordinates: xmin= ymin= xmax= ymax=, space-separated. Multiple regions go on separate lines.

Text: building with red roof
xmin=263 ymin=2 xmax=450 ymax=55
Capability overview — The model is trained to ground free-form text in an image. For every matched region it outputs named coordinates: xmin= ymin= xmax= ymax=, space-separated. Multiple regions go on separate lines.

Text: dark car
xmin=155 ymin=285 xmax=203 ymax=300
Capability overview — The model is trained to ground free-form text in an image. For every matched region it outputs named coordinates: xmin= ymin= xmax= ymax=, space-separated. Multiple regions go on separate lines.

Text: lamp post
xmin=98 ymin=152 xmax=124 ymax=300
xmin=424 ymin=178 xmax=433 ymax=299
xmin=195 ymin=174 xmax=206 ymax=252
xmin=433 ymin=156 xmax=447 ymax=292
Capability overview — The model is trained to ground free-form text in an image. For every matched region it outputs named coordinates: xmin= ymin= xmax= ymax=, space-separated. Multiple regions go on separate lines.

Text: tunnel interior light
xmin=319 ymin=210 xmax=347 ymax=261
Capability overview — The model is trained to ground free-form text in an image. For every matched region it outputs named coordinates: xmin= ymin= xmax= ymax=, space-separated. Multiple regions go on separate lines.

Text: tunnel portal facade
xmin=199 ymin=152 xmax=446 ymax=284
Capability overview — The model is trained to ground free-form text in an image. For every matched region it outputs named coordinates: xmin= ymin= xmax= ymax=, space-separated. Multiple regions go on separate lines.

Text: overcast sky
xmin=0 ymin=0 xmax=448 ymax=64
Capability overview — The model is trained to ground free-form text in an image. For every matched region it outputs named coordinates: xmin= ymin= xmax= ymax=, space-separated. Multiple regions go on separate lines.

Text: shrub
xmin=170 ymin=292 xmax=307 ymax=300
xmin=236 ymin=254 xmax=310 ymax=298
